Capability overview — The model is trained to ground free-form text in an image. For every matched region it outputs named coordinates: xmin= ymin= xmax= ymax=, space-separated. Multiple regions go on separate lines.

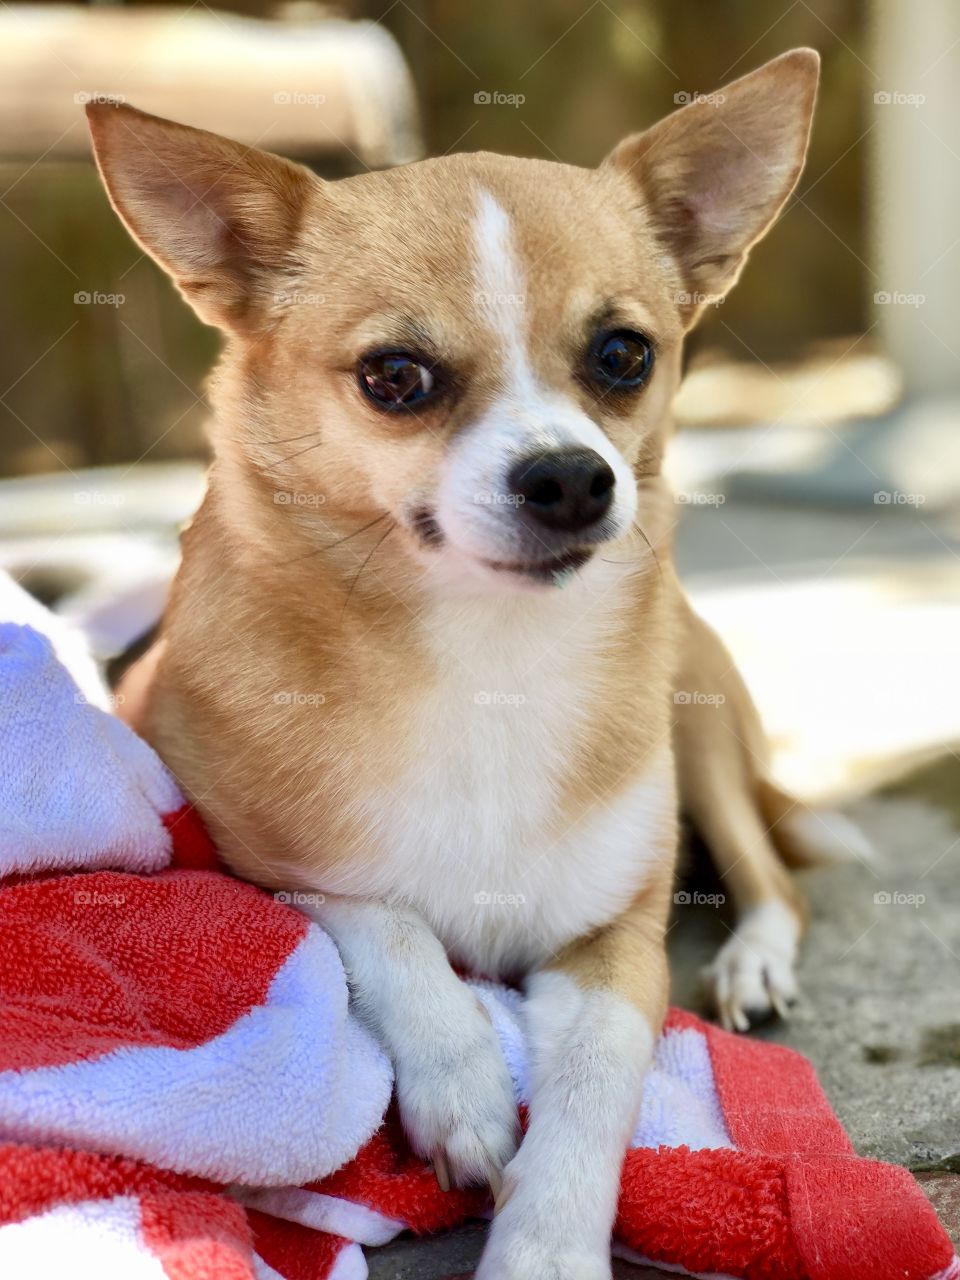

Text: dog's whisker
xmin=283 ymin=512 xmax=391 ymax=564
xmin=340 ymin=521 xmax=397 ymax=617
xmin=262 ymin=431 xmax=324 ymax=448
xmin=269 ymin=439 xmax=326 ymax=467
xmin=601 ymin=521 xmax=662 ymax=576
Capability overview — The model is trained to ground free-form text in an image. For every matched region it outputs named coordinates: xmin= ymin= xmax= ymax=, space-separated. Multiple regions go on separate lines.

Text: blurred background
xmin=0 ymin=0 xmax=958 ymax=797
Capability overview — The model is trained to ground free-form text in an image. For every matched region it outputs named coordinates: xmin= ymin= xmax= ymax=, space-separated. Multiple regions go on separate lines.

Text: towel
xmin=0 ymin=572 xmax=956 ymax=1280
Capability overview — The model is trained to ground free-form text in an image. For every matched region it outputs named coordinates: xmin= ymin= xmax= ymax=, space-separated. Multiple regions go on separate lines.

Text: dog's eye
xmin=358 ymin=351 xmax=438 ymax=410
xmin=587 ymin=330 xmax=654 ymax=391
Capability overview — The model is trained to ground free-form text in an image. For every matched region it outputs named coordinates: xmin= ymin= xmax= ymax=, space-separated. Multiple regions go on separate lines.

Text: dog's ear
xmin=86 ymin=102 xmax=315 ymax=329
xmin=605 ymin=48 xmax=819 ymax=325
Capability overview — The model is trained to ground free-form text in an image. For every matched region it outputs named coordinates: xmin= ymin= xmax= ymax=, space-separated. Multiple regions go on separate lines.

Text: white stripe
xmin=631 ymin=1026 xmax=732 ymax=1152
xmin=0 ymin=1196 xmax=166 ymax=1280
xmin=328 ymin=1242 xmax=369 ymax=1280
xmin=239 ymin=1187 xmax=404 ymax=1247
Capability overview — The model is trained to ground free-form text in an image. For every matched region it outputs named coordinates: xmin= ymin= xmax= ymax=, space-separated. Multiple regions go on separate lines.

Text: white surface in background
xmin=689 ymin=571 xmax=960 ymax=797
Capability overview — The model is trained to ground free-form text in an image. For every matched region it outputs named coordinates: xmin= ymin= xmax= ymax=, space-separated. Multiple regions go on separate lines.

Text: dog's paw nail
xmin=765 ymin=975 xmax=793 ymax=1021
xmin=432 ymin=1149 xmax=451 ymax=1193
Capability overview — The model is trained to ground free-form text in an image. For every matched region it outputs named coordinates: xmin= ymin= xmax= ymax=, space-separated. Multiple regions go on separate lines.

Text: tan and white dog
xmin=89 ymin=49 xmax=863 ymax=1277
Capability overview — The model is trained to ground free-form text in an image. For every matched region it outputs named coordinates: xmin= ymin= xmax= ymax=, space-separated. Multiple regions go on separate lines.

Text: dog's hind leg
xmin=674 ymin=601 xmax=870 ymax=1030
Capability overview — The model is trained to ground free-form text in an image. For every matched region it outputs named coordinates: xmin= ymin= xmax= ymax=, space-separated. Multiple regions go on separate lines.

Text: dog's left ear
xmin=86 ymin=102 xmax=316 ymax=330
xmin=606 ymin=49 xmax=819 ymax=325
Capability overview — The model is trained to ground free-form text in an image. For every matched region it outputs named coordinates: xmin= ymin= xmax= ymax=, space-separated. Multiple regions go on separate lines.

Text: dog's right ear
xmin=86 ymin=102 xmax=316 ymax=329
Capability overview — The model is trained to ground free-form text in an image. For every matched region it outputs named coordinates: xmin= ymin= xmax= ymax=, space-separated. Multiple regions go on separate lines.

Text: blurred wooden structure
xmin=0 ymin=4 xmax=421 ymax=480
xmin=0 ymin=4 xmax=420 ymax=168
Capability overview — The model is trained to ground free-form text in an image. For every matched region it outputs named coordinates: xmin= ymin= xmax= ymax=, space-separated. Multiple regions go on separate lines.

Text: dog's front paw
xmin=703 ymin=900 xmax=799 ymax=1031
xmin=394 ymin=1008 xmax=518 ymax=1192
xmin=475 ymin=1222 xmax=610 ymax=1280
xmin=474 ymin=1150 xmax=612 ymax=1280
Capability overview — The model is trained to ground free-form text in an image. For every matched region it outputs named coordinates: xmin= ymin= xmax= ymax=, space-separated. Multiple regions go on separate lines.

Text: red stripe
xmin=139 ymin=1189 xmax=255 ymax=1280
xmin=0 ymin=871 xmax=306 ymax=1068
xmin=785 ymin=1155 xmax=956 ymax=1280
xmin=164 ymin=805 xmax=222 ymax=872
xmin=0 ymin=1143 xmax=218 ymax=1227
xmin=313 ymin=1108 xmax=487 ymax=1236
xmin=248 ymin=1209 xmax=354 ymax=1280
xmin=701 ymin=1015 xmax=852 ymax=1156
xmin=617 ymin=1144 xmax=806 ymax=1280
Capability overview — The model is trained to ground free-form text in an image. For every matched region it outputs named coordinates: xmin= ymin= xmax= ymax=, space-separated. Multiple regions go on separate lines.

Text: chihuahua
xmin=90 ymin=48 xmax=862 ymax=1277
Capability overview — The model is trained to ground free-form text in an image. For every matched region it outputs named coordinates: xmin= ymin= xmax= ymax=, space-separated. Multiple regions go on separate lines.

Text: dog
xmin=88 ymin=48 xmax=865 ymax=1276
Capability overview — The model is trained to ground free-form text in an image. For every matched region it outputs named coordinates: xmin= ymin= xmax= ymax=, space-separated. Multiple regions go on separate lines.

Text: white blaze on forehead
xmin=431 ymin=186 xmax=638 ymax=571
xmin=471 ymin=189 xmax=535 ymax=393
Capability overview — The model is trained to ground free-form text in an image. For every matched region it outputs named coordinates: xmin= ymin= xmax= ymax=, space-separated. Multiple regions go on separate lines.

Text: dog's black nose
xmin=509 ymin=448 xmax=615 ymax=533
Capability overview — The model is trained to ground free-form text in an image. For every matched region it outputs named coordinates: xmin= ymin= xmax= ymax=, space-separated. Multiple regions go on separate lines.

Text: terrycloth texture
xmin=0 ymin=579 xmax=957 ymax=1280
xmin=0 ymin=622 xmax=181 ymax=876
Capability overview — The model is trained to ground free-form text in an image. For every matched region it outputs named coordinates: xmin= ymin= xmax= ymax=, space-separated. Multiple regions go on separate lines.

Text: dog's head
xmin=87 ymin=50 xmax=817 ymax=592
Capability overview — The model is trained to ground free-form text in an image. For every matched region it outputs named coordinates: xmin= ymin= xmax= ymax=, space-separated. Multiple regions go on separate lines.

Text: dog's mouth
xmin=481 ymin=547 xmax=594 ymax=584
xmin=407 ymin=505 xmax=595 ymax=585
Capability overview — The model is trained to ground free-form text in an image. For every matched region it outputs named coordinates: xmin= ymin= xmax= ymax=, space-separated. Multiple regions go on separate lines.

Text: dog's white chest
xmin=349 ymin=589 xmax=673 ymax=975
